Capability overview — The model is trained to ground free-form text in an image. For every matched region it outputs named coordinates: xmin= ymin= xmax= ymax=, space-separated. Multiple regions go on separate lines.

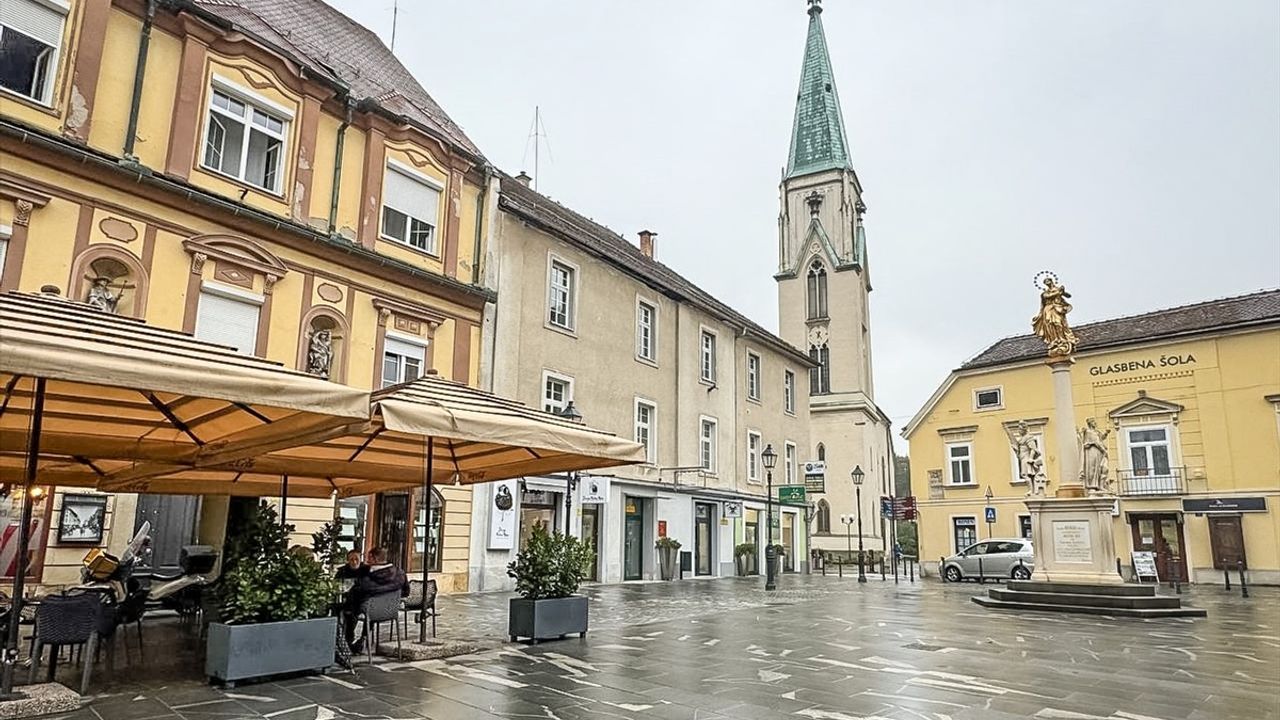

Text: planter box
xmin=509 ymin=596 xmax=588 ymax=643
xmin=736 ymin=554 xmax=755 ymax=576
xmin=206 ymin=616 xmax=336 ymax=685
xmin=658 ymin=547 xmax=679 ymax=580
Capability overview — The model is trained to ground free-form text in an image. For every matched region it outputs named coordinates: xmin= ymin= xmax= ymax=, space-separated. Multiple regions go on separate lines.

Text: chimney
xmin=513 ymin=171 xmax=532 ymax=188
xmin=638 ymin=230 xmax=657 ymax=259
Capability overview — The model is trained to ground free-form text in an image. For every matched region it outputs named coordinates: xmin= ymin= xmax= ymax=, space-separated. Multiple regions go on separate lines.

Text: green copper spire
xmin=786 ymin=0 xmax=853 ymax=179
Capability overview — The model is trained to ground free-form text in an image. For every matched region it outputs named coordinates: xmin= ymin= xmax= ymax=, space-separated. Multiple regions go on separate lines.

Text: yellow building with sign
xmin=904 ymin=290 xmax=1280 ymax=585
xmin=0 ymin=0 xmax=492 ymax=591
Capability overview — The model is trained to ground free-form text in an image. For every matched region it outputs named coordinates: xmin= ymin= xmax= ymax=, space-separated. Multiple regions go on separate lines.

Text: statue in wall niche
xmin=1010 ymin=421 xmax=1048 ymax=497
xmin=1078 ymin=418 xmax=1112 ymax=494
xmin=306 ymin=329 xmax=334 ymax=379
xmin=1032 ymin=273 xmax=1079 ymax=358
xmin=84 ymin=275 xmax=129 ymax=314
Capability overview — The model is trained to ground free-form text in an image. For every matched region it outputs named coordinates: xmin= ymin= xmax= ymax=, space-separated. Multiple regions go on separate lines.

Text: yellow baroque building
xmin=0 ymin=0 xmax=493 ymax=591
xmin=904 ymin=290 xmax=1280 ymax=585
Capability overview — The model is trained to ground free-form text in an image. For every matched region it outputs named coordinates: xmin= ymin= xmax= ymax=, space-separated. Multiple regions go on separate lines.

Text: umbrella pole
xmin=2 ymin=377 xmax=45 ymax=698
xmin=280 ymin=475 xmax=289 ymax=528
xmin=419 ymin=437 xmax=433 ymax=644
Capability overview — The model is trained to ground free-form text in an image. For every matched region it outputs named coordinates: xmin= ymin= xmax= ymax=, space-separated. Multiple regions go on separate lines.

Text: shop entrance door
xmin=1130 ymin=514 xmax=1187 ymax=583
xmin=581 ymin=505 xmax=601 ymax=582
xmin=1208 ymin=515 xmax=1246 ymax=570
xmin=694 ymin=503 xmax=714 ymax=575
xmin=377 ymin=493 xmax=410 ymax=568
xmin=623 ymin=500 xmax=644 ymax=581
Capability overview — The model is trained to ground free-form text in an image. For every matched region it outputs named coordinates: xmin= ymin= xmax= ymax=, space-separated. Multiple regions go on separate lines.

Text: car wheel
xmin=944 ymin=565 xmax=963 ymax=583
xmin=1011 ymin=565 xmax=1032 ymax=580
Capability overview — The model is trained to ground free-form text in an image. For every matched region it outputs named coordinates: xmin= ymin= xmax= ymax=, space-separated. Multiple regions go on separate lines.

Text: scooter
xmin=138 ymin=545 xmax=219 ymax=618
xmin=78 ymin=522 xmax=151 ymax=603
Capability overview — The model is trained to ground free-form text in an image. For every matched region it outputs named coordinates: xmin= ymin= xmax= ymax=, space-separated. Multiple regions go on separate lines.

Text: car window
xmin=965 ymin=542 xmax=991 ymax=555
xmin=994 ymin=541 xmax=1023 ymax=554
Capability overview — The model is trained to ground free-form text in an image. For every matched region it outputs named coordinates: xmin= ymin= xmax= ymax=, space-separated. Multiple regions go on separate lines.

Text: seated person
xmin=343 ymin=547 xmax=408 ymax=651
xmin=336 ymin=550 xmax=368 ymax=581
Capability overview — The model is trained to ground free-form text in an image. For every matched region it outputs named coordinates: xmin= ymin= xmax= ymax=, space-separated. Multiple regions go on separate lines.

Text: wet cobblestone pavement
xmin=36 ymin=574 xmax=1280 ymax=720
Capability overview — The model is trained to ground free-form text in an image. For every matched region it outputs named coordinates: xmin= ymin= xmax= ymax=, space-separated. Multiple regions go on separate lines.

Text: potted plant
xmin=734 ymin=542 xmax=757 ymax=576
xmin=656 ymin=537 xmax=682 ymax=580
xmin=206 ymin=501 xmax=337 ymax=686
xmin=507 ymin=524 xmax=594 ymax=643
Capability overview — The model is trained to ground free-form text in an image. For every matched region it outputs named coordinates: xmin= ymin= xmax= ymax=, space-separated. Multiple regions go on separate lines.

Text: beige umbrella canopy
xmin=98 ymin=373 xmax=647 ymax=498
xmin=0 ymin=291 xmax=370 ymax=488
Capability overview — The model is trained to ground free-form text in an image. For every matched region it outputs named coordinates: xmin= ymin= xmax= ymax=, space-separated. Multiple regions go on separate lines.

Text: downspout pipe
xmin=122 ymin=0 xmax=157 ymax=161
xmin=327 ymin=99 xmax=355 ymax=236
xmin=471 ymin=164 xmax=491 ymax=285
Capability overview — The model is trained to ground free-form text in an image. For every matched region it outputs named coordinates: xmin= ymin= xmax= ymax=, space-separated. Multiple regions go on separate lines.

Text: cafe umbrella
xmin=0 ymin=290 xmax=370 ymax=695
xmin=96 ymin=372 xmax=648 ymax=642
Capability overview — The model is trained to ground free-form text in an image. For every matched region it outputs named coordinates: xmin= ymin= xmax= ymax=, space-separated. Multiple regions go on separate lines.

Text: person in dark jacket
xmin=335 ymin=550 xmax=368 ymax=582
xmin=343 ymin=547 xmax=408 ymax=651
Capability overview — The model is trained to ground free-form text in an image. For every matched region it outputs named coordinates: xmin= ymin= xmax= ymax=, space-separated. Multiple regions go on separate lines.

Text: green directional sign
xmin=778 ymin=486 xmax=806 ymax=505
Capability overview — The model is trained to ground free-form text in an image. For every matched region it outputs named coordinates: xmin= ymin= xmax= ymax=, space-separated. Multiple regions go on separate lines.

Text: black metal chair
xmin=113 ymin=588 xmax=148 ymax=663
xmin=402 ymin=579 xmax=438 ymax=639
xmin=359 ymin=591 xmax=403 ymax=664
xmin=28 ymin=594 xmax=103 ymax=694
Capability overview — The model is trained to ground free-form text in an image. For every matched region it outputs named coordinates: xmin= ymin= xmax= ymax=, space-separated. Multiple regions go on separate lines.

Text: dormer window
xmin=202 ymin=87 xmax=288 ymax=193
xmin=381 ymin=163 xmax=441 ymax=255
xmin=0 ymin=0 xmax=68 ymax=105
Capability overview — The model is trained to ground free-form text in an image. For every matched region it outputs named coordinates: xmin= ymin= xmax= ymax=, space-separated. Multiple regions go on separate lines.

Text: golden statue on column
xmin=1032 ymin=273 xmax=1079 ymax=358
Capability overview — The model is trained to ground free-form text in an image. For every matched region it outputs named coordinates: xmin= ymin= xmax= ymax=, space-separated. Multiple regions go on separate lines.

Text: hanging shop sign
xmin=488 ymin=480 xmax=518 ymax=550
xmin=579 ymin=476 xmax=610 ymax=505
xmin=778 ymin=486 xmax=807 ymax=505
xmin=803 ymin=461 xmax=826 ymax=493
xmin=723 ymin=501 xmax=743 ymax=519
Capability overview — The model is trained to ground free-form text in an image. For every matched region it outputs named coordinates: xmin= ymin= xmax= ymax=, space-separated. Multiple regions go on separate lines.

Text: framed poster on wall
xmin=488 ymin=480 xmax=518 ymax=550
xmin=58 ymin=494 xmax=108 ymax=544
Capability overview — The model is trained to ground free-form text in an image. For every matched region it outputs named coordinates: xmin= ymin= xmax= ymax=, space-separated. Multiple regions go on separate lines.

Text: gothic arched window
xmin=806 ymin=260 xmax=828 ymax=320
xmin=809 ymin=344 xmax=830 ymax=395
xmin=816 ymin=443 xmax=825 ymax=462
xmin=816 ymin=499 xmax=831 ymax=534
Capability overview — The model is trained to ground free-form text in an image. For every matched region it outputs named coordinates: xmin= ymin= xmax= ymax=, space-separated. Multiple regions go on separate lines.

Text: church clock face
xmin=808 ymin=325 xmax=829 ymax=346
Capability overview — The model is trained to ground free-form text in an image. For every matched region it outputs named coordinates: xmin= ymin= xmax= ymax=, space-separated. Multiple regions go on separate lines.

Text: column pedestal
xmin=1025 ymin=496 xmax=1121 ymax=585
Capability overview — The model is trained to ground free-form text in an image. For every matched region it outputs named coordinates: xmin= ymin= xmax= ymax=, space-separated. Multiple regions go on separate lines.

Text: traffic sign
xmin=985 ymin=506 xmax=997 ymax=524
xmin=778 ymin=486 xmax=806 ymax=505
xmin=880 ymin=495 xmax=919 ymax=521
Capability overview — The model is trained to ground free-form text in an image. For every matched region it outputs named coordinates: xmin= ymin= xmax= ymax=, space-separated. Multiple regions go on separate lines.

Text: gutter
xmin=1 ymin=119 xmax=495 ymax=305
xmin=327 ymin=99 xmax=354 ymax=235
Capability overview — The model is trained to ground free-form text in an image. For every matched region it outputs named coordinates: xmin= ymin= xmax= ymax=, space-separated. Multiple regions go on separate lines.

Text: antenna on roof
xmin=390 ymin=0 xmax=399 ymax=52
xmin=521 ymin=106 xmax=553 ymax=193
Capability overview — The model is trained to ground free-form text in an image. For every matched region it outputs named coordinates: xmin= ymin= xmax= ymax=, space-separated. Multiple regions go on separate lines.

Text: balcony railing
xmin=1117 ymin=467 xmax=1186 ymax=496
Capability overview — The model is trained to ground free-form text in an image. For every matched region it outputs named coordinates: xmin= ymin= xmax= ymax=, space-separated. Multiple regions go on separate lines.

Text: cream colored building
xmin=470 ymin=174 xmax=813 ymax=589
xmin=775 ymin=1 xmax=893 ymax=558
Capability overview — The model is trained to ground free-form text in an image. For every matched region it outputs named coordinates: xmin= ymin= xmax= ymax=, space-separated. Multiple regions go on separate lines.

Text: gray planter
xmin=658 ymin=547 xmax=679 ymax=580
xmin=736 ymin=554 xmax=755 ymax=576
xmin=206 ymin=616 xmax=336 ymax=686
xmin=509 ymin=596 xmax=588 ymax=643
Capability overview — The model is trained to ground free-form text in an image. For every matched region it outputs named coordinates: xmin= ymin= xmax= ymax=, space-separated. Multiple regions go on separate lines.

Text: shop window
xmin=381 ymin=164 xmax=440 ymax=254
xmin=946 ymin=442 xmax=974 ymax=485
xmin=336 ymin=497 xmax=368 ymax=553
xmin=202 ymin=87 xmax=288 ymax=193
xmin=411 ymin=487 xmax=443 ymax=573
xmin=0 ymin=0 xmax=67 ymax=105
xmin=194 ymin=287 xmax=261 ymax=356
xmin=953 ymin=517 xmax=977 ymax=553
xmin=382 ymin=335 xmax=425 ymax=387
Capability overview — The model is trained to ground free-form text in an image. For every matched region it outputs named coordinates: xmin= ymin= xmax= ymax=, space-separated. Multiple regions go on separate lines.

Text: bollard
xmin=838 ymin=560 xmax=843 ymax=578
xmin=978 ymin=557 xmax=985 ymax=585
xmin=1116 ymin=557 xmax=1123 ymax=579
xmin=939 ymin=557 xmax=946 ymax=583
xmin=1173 ymin=562 xmax=1182 ymax=595
xmin=908 ymin=558 xmax=915 ymax=582
xmin=880 ymin=556 xmax=886 ymax=581
xmin=1224 ymin=565 xmax=1231 ymax=591
xmin=1239 ymin=561 xmax=1249 ymax=599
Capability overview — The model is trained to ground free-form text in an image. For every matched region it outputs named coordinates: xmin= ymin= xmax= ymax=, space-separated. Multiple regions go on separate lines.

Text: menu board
xmin=1132 ymin=551 xmax=1159 ymax=581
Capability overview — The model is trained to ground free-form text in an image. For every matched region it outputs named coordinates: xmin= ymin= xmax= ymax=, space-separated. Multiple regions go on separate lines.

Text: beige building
xmin=470 ymin=174 xmax=813 ymax=589
xmin=775 ymin=2 xmax=893 ymax=558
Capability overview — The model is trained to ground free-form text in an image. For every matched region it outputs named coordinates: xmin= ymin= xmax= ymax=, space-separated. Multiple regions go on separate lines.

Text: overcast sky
xmin=333 ymin=0 xmax=1280 ymax=435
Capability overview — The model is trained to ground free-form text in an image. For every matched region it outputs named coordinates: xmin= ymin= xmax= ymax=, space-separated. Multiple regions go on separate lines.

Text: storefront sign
xmin=723 ymin=501 xmax=743 ymax=518
xmin=778 ymin=486 xmax=806 ymax=505
xmin=1088 ymin=353 xmax=1196 ymax=376
xmin=579 ymin=476 xmax=610 ymax=505
xmin=1052 ymin=520 xmax=1093 ymax=563
xmin=1181 ymin=497 xmax=1266 ymax=514
xmin=803 ymin=461 xmax=826 ymax=493
xmin=658 ymin=520 xmax=667 ymax=538
xmin=487 ymin=480 xmax=518 ymax=550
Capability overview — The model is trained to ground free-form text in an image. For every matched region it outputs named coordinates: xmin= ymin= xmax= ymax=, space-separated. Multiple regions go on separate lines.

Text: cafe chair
xmin=402 ymin=579 xmax=438 ymax=639
xmin=359 ymin=591 xmax=403 ymax=664
xmin=29 ymin=594 xmax=103 ymax=695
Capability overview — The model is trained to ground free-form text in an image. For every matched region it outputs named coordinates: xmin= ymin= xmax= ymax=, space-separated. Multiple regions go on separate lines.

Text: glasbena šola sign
xmin=1089 ymin=353 xmax=1196 ymax=376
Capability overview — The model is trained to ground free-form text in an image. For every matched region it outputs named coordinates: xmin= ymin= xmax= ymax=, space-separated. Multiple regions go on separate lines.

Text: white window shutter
xmin=384 ymin=336 xmax=427 ymax=363
xmin=1 ymin=0 xmax=67 ymax=47
xmin=383 ymin=167 xmax=440 ymax=223
xmin=194 ymin=292 xmax=260 ymax=355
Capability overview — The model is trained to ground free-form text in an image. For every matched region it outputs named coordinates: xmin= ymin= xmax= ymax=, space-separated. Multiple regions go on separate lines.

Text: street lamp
xmin=851 ymin=465 xmax=866 ymax=583
xmin=559 ymin=402 xmax=584 ymax=535
xmin=984 ymin=485 xmax=994 ymax=539
xmin=762 ymin=444 xmax=778 ymax=591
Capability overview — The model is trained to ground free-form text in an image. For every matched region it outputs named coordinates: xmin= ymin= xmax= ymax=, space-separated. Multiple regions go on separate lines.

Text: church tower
xmin=776 ymin=0 xmax=891 ymax=557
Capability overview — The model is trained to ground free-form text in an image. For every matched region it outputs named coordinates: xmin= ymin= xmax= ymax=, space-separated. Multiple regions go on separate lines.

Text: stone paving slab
xmin=24 ymin=576 xmax=1280 ymax=720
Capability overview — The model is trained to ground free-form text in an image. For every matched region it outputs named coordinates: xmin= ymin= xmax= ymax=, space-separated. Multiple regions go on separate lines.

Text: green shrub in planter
xmin=506 ymin=525 xmax=594 ymax=642
xmin=733 ymin=542 xmax=757 ymax=559
xmin=734 ymin=542 xmax=757 ymax=576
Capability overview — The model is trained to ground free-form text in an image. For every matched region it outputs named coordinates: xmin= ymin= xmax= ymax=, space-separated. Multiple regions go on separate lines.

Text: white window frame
xmin=973 ymin=385 xmax=1004 ymax=411
xmin=784 ymin=441 xmax=797 ymax=485
xmin=746 ymin=352 xmax=761 ymax=402
xmin=699 ymin=328 xmax=717 ymax=385
xmin=946 ymin=441 xmax=975 ymax=486
xmin=0 ymin=0 xmax=68 ymax=106
xmin=0 ymin=224 xmax=10 ymax=280
xmin=379 ymin=160 xmax=443 ymax=255
xmin=746 ymin=430 xmax=762 ymax=483
xmin=634 ymin=398 xmax=657 ymax=465
xmin=540 ymin=370 xmax=574 ymax=414
xmin=1008 ymin=430 xmax=1043 ymax=485
xmin=545 ymin=255 xmax=578 ymax=333
xmin=635 ymin=297 xmax=657 ymax=364
xmin=199 ymin=76 xmax=293 ymax=194
xmin=1124 ymin=424 xmax=1176 ymax=478
xmin=381 ymin=331 xmax=428 ymax=388
xmin=783 ymin=369 xmax=796 ymax=415
xmin=699 ymin=416 xmax=718 ymax=473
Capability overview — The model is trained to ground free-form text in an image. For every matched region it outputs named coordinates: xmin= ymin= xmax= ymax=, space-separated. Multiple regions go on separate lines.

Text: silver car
xmin=942 ymin=538 xmax=1034 ymax=582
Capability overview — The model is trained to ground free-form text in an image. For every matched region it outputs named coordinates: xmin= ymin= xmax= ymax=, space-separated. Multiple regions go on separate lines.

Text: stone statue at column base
xmin=1009 ymin=421 xmax=1049 ymax=497
xmin=1078 ymin=418 xmax=1112 ymax=496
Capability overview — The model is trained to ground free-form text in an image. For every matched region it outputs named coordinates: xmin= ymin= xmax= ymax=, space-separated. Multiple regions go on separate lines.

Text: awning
xmin=0 ymin=291 xmax=370 ymax=488
xmin=96 ymin=373 xmax=647 ymax=497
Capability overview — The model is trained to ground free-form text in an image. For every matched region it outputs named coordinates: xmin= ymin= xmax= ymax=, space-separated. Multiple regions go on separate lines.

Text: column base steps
xmin=971 ymin=580 xmax=1207 ymax=618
